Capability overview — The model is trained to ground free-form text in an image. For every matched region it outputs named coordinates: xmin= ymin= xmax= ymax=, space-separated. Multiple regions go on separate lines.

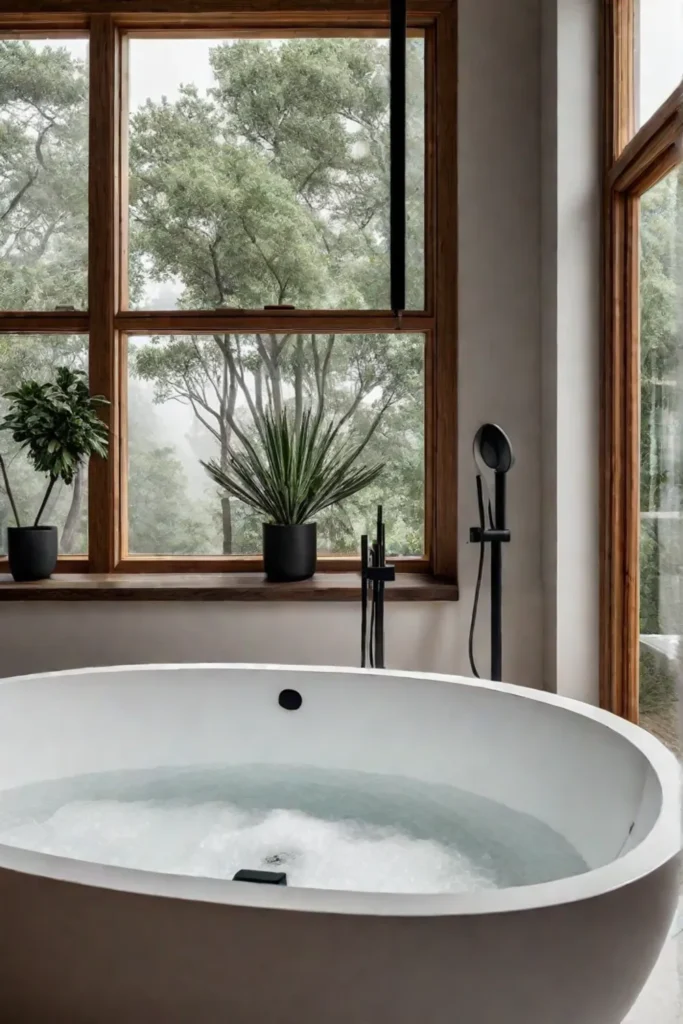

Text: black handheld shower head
xmin=469 ymin=423 xmax=513 ymax=683
xmin=473 ymin=423 xmax=514 ymax=474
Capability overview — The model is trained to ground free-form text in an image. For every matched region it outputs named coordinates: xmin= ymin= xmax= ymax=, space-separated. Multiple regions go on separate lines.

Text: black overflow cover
xmin=233 ymin=869 xmax=287 ymax=886
xmin=278 ymin=689 xmax=302 ymax=711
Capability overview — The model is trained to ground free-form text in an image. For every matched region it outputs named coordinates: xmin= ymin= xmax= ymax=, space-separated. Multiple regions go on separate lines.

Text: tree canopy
xmin=0 ymin=37 xmax=426 ymax=556
xmin=0 ymin=40 xmax=87 ymax=311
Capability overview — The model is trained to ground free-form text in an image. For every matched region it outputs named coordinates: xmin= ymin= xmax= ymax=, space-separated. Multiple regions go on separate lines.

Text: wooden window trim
xmin=0 ymin=0 xmax=457 ymax=584
xmin=600 ymin=0 xmax=683 ymax=719
xmin=0 ymin=1 xmax=451 ymax=21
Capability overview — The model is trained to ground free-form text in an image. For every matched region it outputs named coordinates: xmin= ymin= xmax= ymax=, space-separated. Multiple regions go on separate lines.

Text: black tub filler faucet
xmin=360 ymin=506 xmax=395 ymax=670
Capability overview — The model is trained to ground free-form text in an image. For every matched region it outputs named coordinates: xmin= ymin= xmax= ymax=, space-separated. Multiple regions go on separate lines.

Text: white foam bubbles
xmin=0 ymin=800 xmax=495 ymax=894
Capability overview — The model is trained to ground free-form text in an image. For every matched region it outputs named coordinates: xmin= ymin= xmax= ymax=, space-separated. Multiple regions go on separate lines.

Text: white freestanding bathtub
xmin=0 ymin=663 xmax=678 ymax=1024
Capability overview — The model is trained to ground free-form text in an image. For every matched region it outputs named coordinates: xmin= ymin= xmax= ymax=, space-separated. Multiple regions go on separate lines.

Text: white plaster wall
xmin=541 ymin=0 xmax=559 ymax=696
xmin=457 ymin=0 xmax=543 ymax=686
xmin=541 ymin=0 xmax=601 ymax=704
xmin=0 ymin=603 xmax=488 ymax=680
xmin=0 ymin=0 xmax=546 ymax=689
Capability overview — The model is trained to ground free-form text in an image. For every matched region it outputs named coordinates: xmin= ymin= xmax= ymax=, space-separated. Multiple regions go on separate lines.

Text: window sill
xmin=0 ymin=572 xmax=458 ymax=602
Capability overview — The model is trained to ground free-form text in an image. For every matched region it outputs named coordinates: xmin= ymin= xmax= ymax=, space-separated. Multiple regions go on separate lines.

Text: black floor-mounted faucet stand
xmin=360 ymin=506 xmax=396 ymax=670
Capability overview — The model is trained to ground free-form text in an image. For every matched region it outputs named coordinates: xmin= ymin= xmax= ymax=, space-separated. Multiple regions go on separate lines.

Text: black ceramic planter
xmin=7 ymin=526 xmax=58 ymax=582
xmin=263 ymin=522 xmax=316 ymax=582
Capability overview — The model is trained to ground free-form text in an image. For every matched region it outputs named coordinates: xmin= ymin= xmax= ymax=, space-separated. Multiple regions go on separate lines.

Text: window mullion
xmin=88 ymin=13 xmax=121 ymax=573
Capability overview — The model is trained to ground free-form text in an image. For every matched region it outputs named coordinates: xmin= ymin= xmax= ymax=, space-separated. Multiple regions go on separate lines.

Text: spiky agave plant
xmin=202 ymin=407 xmax=384 ymax=525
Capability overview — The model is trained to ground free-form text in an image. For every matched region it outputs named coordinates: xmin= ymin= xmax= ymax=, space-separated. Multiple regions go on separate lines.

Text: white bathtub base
xmin=0 ymin=664 xmax=677 ymax=1023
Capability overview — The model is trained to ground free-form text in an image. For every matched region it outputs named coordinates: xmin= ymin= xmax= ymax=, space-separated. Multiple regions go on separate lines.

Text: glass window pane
xmin=637 ymin=0 xmax=683 ymax=129
xmin=638 ymin=167 xmax=682 ymax=755
xmin=127 ymin=36 xmax=424 ymax=311
xmin=0 ymin=334 xmax=89 ymax=555
xmin=0 ymin=40 xmax=88 ymax=311
xmin=127 ymin=332 xmax=424 ymax=556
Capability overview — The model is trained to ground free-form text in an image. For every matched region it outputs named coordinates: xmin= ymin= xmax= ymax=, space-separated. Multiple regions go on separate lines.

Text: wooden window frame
xmin=0 ymin=0 xmax=457 ymax=583
xmin=601 ymin=0 xmax=682 ymax=718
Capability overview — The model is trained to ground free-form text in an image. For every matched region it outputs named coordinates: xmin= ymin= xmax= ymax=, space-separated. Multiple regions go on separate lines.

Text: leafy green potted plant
xmin=0 ymin=367 xmax=109 ymax=582
xmin=203 ymin=407 xmax=383 ymax=582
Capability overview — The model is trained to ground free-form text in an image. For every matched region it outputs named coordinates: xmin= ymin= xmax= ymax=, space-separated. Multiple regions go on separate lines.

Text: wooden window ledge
xmin=0 ymin=573 xmax=458 ymax=602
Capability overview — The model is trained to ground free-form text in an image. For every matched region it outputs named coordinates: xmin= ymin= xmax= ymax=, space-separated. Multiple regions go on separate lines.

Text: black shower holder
xmin=468 ymin=527 xmax=511 ymax=544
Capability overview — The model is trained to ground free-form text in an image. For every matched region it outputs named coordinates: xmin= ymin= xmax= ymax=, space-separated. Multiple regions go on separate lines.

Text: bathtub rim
xmin=0 ymin=662 xmax=678 ymax=919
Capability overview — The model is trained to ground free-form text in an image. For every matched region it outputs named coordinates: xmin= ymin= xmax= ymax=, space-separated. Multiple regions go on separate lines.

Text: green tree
xmin=126 ymin=377 xmax=218 ymax=555
xmin=639 ymin=170 xmax=683 ymax=637
xmin=132 ymin=330 xmax=422 ymax=553
xmin=129 ymin=38 xmax=426 ymax=554
xmin=0 ymin=39 xmax=427 ymax=559
xmin=0 ymin=41 xmax=214 ymax=555
xmin=128 ymin=444 xmax=216 ymax=554
xmin=0 ymin=41 xmax=90 ymax=551
xmin=130 ymin=39 xmax=424 ymax=310
xmin=0 ymin=41 xmax=88 ymax=310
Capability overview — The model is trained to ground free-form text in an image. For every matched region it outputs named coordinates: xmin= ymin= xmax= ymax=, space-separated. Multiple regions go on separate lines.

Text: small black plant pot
xmin=263 ymin=522 xmax=317 ymax=582
xmin=7 ymin=526 xmax=58 ymax=582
